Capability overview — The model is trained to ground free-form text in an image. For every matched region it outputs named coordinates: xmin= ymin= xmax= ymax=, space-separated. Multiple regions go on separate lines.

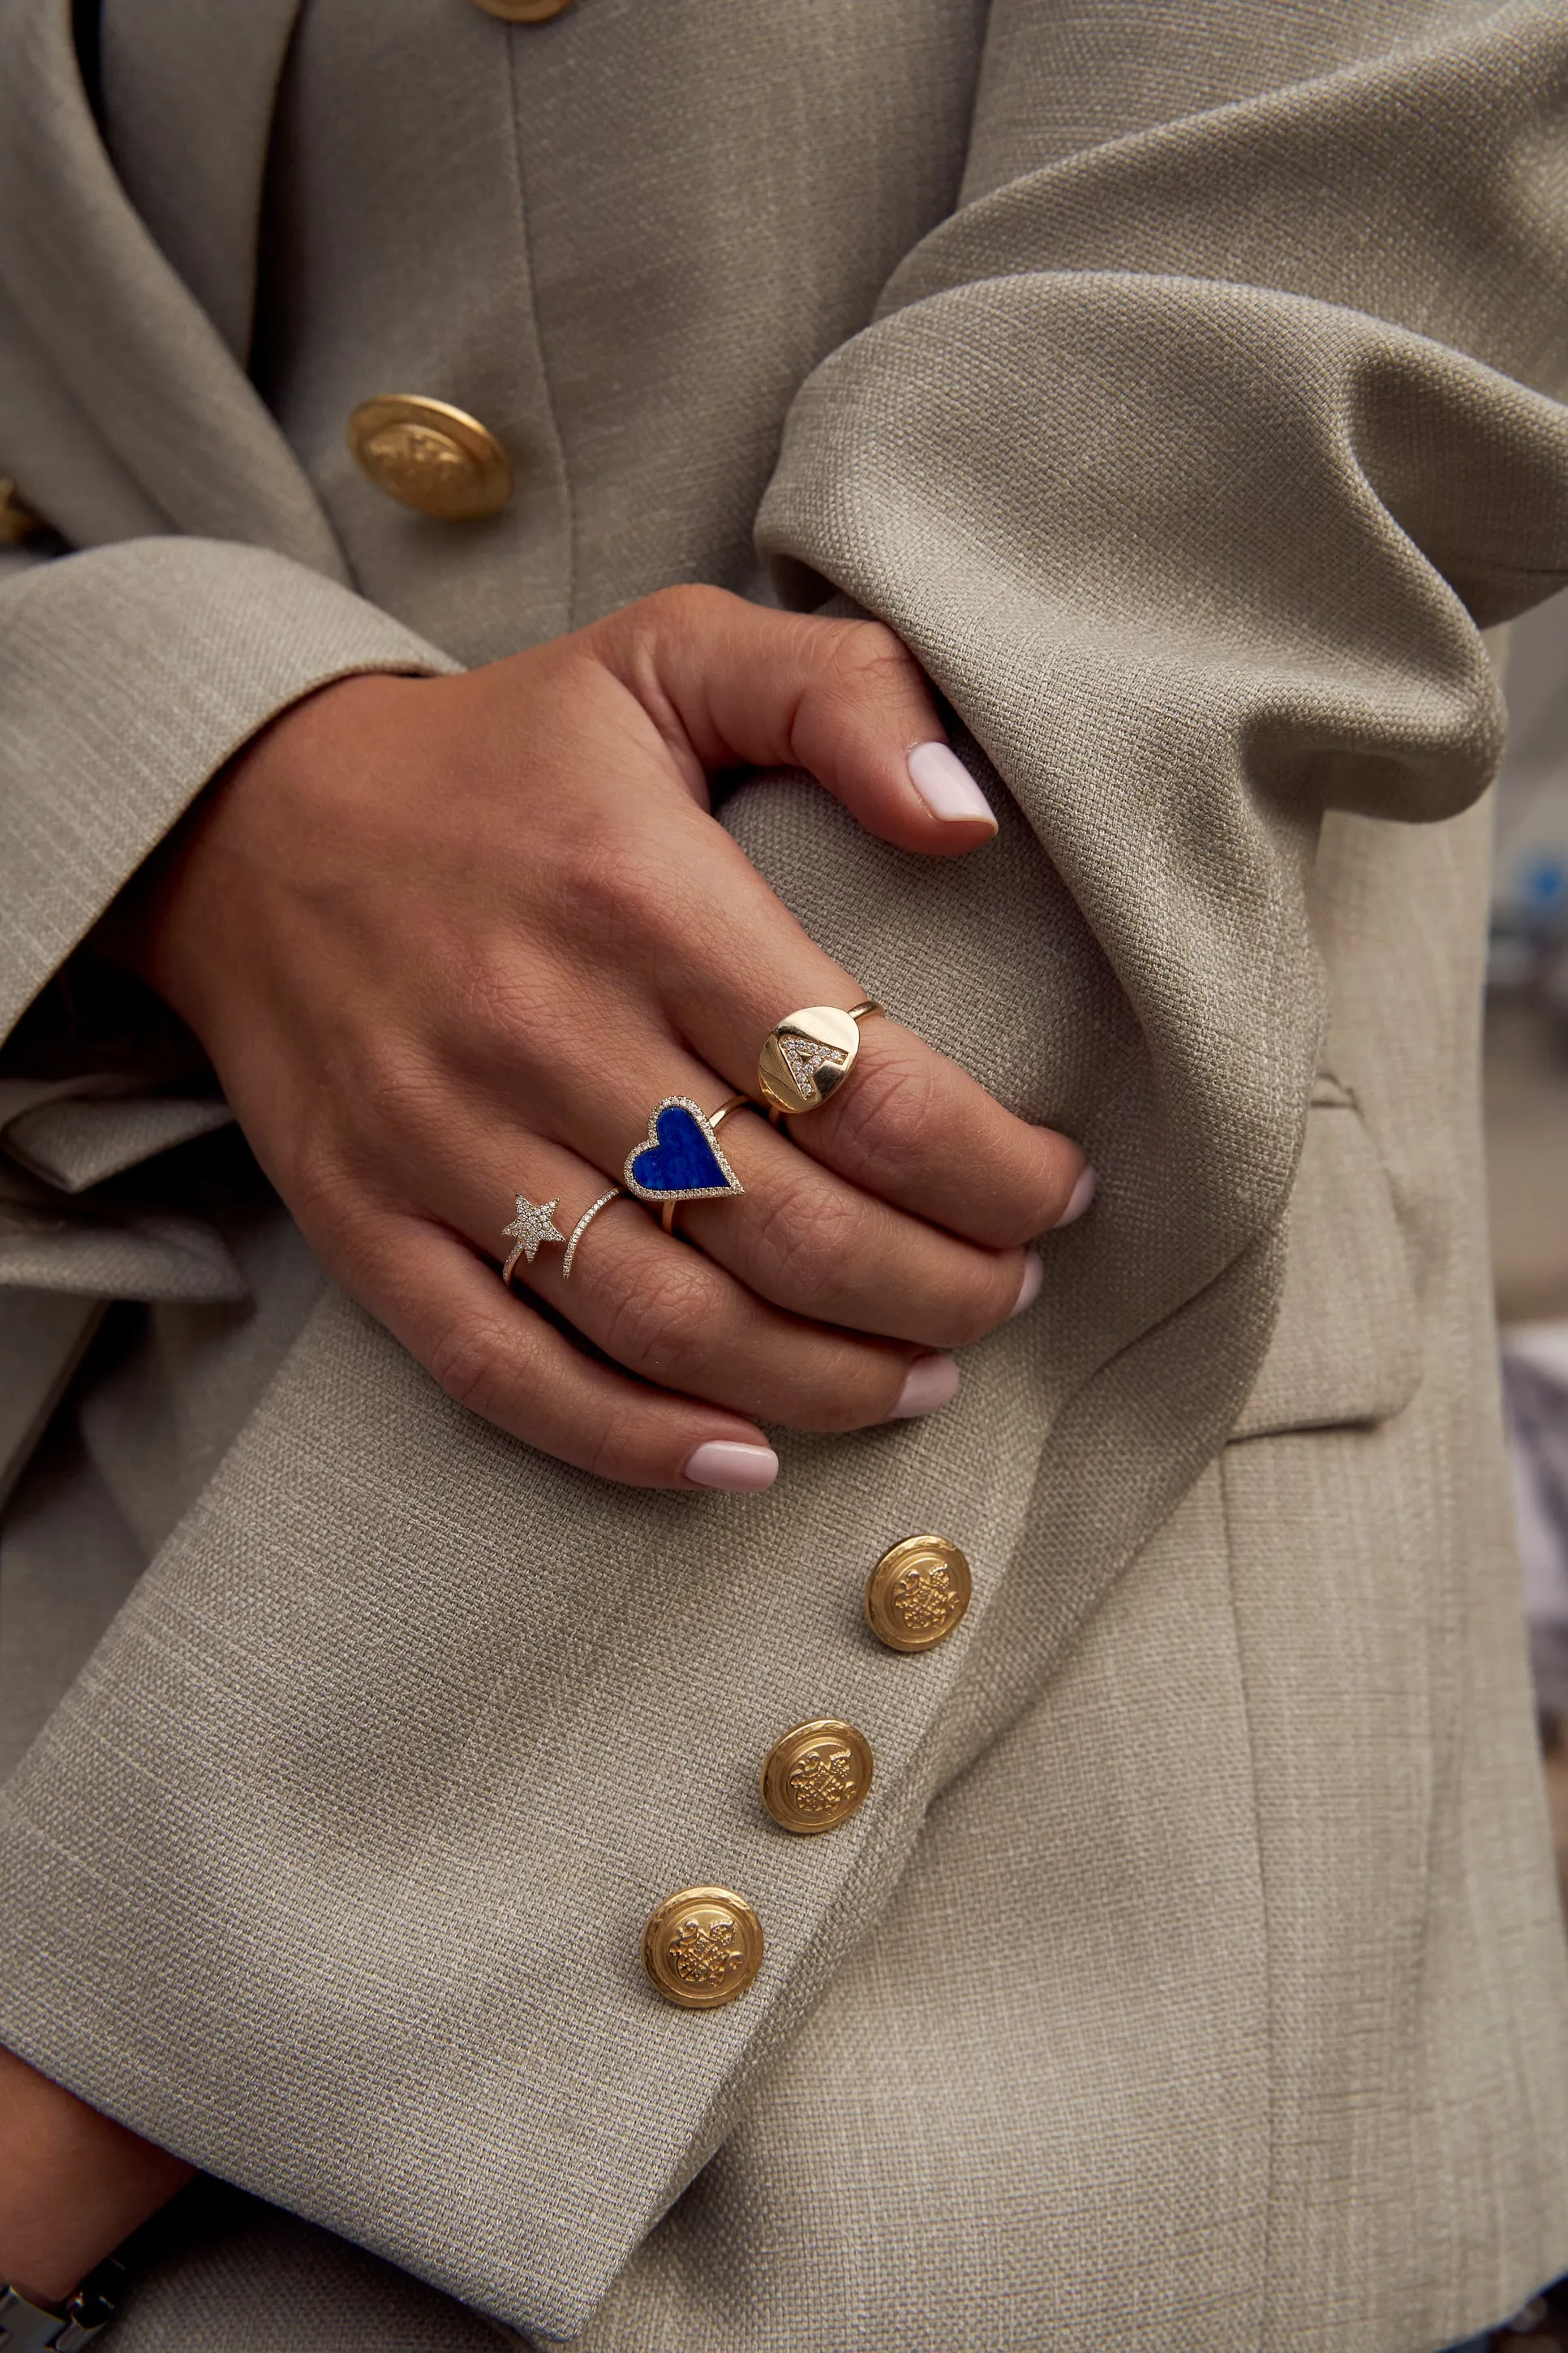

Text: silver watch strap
xmin=0 ymin=2260 xmax=123 ymax=2351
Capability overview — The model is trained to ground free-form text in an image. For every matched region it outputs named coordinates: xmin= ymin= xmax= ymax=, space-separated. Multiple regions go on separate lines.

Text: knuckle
xmin=427 ymin=1314 xmax=513 ymax=1420
xmin=824 ymin=1050 xmax=935 ymax=1183
xmin=744 ymin=1175 xmax=864 ymax=1309
xmin=582 ymin=1413 xmax=638 ymax=1485
xmin=597 ymin=1253 xmax=719 ymax=1385
xmin=647 ymin=581 xmax=726 ymax=631
xmin=283 ymin=1124 xmax=350 ymax=1230
xmin=285 ymin=1112 xmax=385 ymax=1237
xmin=356 ymin=1038 xmax=449 ymax=1140
xmin=937 ymin=1267 xmax=1017 ymax=1349
xmin=826 ymin=618 xmax=917 ymax=699
xmin=778 ymin=1347 xmax=908 ymax=1435
xmin=556 ymin=830 xmax=671 ymax=947
xmin=451 ymin=951 xmax=529 ymax=1057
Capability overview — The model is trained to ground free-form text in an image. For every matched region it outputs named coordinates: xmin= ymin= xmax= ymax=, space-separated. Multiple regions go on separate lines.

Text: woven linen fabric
xmin=1 ymin=0 xmax=1566 ymax=2346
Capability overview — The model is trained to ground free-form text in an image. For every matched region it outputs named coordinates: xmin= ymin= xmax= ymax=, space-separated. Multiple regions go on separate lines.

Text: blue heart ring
xmin=623 ymin=1095 xmax=750 ymax=1226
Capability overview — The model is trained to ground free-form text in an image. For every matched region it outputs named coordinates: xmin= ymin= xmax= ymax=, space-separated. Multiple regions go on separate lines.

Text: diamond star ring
xmin=500 ymin=1194 xmax=565 ymax=1286
xmin=756 ymin=1001 xmax=883 ymax=1116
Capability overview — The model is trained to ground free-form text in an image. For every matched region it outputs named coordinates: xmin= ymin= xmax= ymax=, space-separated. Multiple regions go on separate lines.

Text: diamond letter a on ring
xmin=779 ymin=1035 xmax=848 ymax=1096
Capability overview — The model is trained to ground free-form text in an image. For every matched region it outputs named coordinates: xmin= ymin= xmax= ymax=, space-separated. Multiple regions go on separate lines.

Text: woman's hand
xmin=122 ymin=587 xmax=1087 ymax=1489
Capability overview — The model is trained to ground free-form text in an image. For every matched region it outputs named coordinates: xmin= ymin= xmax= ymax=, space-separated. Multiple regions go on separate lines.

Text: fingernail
xmin=1011 ymin=1252 xmax=1044 ymax=1316
xmin=907 ymin=742 xmax=997 ymax=828
xmin=684 ymin=1441 xmax=780 ymax=1492
xmin=888 ymin=1351 xmax=960 ymax=1420
xmin=1056 ymin=1166 xmax=1098 ymax=1227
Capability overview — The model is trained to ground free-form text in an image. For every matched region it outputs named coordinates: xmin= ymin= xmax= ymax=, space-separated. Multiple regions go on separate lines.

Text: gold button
xmin=642 ymin=1886 xmax=763 ymax=2010
xmin=470 ymin=0 xmax=572 ymax=19
xmin=346 ymin=395 xmax=513 ymax=519
xmin=761 ymin=1719 xmax=874 ymax=1835
xmin=865 ymin=1534 xmax=973 ymax=1654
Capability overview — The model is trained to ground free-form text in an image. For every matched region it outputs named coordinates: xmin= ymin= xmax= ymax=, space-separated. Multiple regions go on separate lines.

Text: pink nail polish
xmin=684 ymin=1441 xmax=780 ymax=1491
xmin=888 ymin=1352 xmax=960 ymax=1420
xmin=1057 ymin=1167 xmax=1097 ymax=1227
xmin=1010 ymin=1252 xmax=1044 ymax=1316
xmin=907 ymin=742 xmax=997 ymax=828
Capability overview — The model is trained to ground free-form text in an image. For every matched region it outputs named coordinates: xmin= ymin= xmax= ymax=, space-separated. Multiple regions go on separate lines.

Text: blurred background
xmin=1492 ymin=599 xmax=1568 ymax=1923
xmin=1440 ymin=593 xmax=1568 ymax=2353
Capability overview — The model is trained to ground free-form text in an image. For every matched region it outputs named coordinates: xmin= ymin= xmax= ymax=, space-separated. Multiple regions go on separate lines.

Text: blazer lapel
xmin=0 ymin=0 xmax=346 ymax=577
xmin=98 ymin=0 xmax=303 ymax=369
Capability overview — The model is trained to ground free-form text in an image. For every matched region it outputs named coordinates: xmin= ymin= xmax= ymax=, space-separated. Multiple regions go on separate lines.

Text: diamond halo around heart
xmin=622 ymin=1096 xmax=746 ymax=1206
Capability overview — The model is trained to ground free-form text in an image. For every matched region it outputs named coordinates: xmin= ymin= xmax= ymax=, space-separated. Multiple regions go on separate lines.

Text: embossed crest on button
xmin=346 ymin=395 xmax=513 ymax=519
xmin=642 ymin=1886 xmax=763 ymax=2010
xmin=471 ymin=0 xmax=572 ymax=19
xmin=761 ymin=1719 xmax=874 ymax=1835
xmin=865 ymin=1534 xmax=972 ymax=1654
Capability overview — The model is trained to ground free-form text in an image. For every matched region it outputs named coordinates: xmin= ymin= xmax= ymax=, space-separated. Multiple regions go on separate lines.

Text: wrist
xmin=0 ymin=2047 xmax=191 ymax=2308
xmin=99 ymin=669 xmax=411 ymax=1031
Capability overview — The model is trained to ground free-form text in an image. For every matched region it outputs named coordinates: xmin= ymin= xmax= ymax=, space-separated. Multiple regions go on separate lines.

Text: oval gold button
xmin=346 ymin=395 xmax=513 ymax=520
xmin=470 ymin=0 xmax=572 ymax=19
xmin=761 ymin=1719 xmax=873 ymax=1835
xmin=642 ymin=1886 xmax=763 ymax=2010
xmin=865 ymin=1534 xmax=972 ymax=1654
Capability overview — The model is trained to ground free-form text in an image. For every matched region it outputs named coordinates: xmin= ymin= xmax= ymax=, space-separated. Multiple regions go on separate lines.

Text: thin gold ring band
xmin=662 ymin=1095 xmax=756 ymax=1234
xmin=562 ymin=1187 xmax=622 ymax=1279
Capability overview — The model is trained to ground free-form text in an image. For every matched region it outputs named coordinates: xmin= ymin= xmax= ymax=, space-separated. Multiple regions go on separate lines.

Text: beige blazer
xmin=2 ymin=1 xmax=1568 ymax=2346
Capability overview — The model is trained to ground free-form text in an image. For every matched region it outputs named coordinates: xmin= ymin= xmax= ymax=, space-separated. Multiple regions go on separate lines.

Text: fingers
xmin=787 ymin=1015 xmax=1089 ymax=1245
xmin=648 ymin=891 xmax=1089 ymax=1245
xmin=529 ymin=1030 xmax=1041 ymax=1346
xmin=592 ymin=586 xmax=999 ymax=855
xmin=664 ymin=1105 xmax=1042 ymax=1344
xmin=367 ymin=1216 xmax=783 ymax=1490
xmin=426 ymin=1125 xmax=954 ymax=1436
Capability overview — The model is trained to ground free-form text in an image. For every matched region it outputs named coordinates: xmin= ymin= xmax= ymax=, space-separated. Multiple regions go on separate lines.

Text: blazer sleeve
xmin=0 ymin=5 xmax=456 ymax=1292
xmin=754 ymin=0 xmax=1568 ymax=1278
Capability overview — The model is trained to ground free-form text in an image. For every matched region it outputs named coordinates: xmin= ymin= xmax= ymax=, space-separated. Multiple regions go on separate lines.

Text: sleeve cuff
xmin=0 ymin=536 xmax=460 ymax=1040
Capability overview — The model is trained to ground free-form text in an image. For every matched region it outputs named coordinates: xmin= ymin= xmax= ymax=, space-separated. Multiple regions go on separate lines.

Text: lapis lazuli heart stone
xmin=625 ymin=1099 xmax=743 ymax=1202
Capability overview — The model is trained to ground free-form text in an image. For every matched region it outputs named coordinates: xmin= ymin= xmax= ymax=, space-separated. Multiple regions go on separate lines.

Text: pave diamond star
xmin=501 ymin=1194 xmax=565 ymax=1268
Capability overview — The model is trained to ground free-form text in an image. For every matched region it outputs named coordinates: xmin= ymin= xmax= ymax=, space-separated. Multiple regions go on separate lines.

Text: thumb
xmin=594 ymin=585 xmax=999 ymax=856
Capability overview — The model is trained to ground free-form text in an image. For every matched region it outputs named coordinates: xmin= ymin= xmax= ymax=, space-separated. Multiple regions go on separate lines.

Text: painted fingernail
xmin=1056 ymin=1166 xmax=1098 ymax=1227
xmin=1011 ymin=1252 xmax=1044 ymax=1316
xmin=888 ymin=1351 xmax=960 ymax=1420
xmin=907 ymin=742 xmax=997 ymax=828
xmin=684 ymin=1441 xmax=780 ymax=1492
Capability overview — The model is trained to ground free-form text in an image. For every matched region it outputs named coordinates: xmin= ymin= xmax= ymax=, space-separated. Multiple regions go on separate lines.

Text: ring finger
xmin=540 ymin=1046 xmax=1034 ymax=1350
xmin=430 ymin=1122 xmax=959 ymax=1435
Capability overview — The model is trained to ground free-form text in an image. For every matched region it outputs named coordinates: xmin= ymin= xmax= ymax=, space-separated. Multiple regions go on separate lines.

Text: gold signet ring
xmin=757 ymin=1001 xmax=882 ymax=1117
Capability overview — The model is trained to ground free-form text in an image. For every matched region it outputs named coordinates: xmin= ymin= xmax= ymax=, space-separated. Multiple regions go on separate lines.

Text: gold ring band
xmin=561 ymin=1187 xmax=622 ymax=1279
xmin=757 ymin=1000 xmax=883 ymax=1117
